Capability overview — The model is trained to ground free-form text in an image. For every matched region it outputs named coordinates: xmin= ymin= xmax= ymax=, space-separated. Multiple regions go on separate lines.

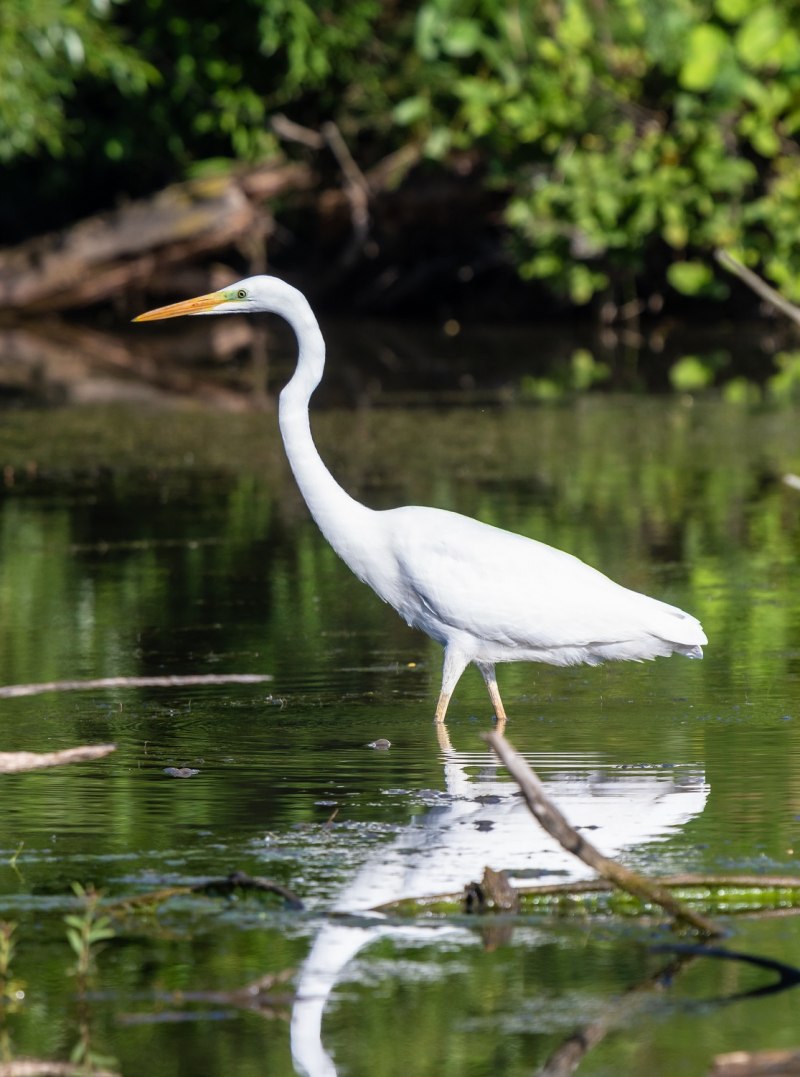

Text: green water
xmin=0 ymin=388 xmax=799 ymax=1076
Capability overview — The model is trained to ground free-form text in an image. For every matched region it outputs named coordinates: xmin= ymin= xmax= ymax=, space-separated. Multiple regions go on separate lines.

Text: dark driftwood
xmin=485 ymin=731 xmax=725 ymax=937
xmin=0 ymin=744 xmax=116 ymax=773
xmin=0 ymin=162 xmax=312 ymax=312
xmin=0 ymin=674 xmax=273 ymax=699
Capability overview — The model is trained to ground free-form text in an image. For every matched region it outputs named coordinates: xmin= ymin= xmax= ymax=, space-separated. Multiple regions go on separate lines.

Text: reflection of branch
xmin=0 ymin=673 xmax=273 ymax=699
xmin=0 ymin=744 xmax=115 ymax=773
xmin=715 ymin=249 xmax=800 ymax=329
xmin=535 ymin=939 xmax=800 ymax=1076
xmin=537 ymin=952 xmax=693 ymax=1077
xmin=485 ymin=731 xmax=724 ymax=937
xmin=652 ymin=942 xmax=800 ymax=1001
xmin=118 ymin=968 xmax=295 ymax=1025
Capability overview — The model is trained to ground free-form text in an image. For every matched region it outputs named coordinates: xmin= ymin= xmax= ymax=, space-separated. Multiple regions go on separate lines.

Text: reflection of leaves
xmin=767 ymin=350 xmax=800 ymax=401
xmin=670 ymin=356 xmax=714 ymax=393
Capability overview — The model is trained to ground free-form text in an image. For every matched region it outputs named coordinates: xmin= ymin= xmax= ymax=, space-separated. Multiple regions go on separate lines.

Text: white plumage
xmin=135 ymin=275 xmax=707 ymax=724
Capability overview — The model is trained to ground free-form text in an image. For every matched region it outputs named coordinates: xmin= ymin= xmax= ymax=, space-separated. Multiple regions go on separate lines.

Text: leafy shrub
xmin=2 ymin=0 xmax=799 ymax=309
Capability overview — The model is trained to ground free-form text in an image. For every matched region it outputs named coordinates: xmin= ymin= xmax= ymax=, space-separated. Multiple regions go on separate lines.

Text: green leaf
xmin=735 ymin=7 xmax=784 ymax=67
xmin=714 ymin=0 xmax=756 ymax=22
xmin=65 ymin=927 xmax=83 ymax=957
xmin=749 ymin=124 xmax=780 ymax=156
xmin=393 ymin=96 xmax=429 ymax=126
xmin=442 ymin=19 xmax=482 ymax=58
xmin=667 ymin=261 xmax=714 ymax=295
xmin=679 ymin=25 xmax=730 ymax=90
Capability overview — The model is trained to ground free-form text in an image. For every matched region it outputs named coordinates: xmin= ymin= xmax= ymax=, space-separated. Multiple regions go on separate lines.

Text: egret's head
xmin=133 ymin=277 xmax=264 ymax=321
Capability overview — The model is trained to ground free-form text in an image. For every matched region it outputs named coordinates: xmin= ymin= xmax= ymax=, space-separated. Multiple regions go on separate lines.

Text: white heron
xmin=135 ymin=276 xmax=706 ymax=725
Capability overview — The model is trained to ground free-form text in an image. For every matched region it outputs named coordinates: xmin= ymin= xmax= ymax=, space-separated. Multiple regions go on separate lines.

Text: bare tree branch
xmin=485 ymin=731 xmax=725 ymax=937
xmin=715 ymin=249 xmax=800 ymax=329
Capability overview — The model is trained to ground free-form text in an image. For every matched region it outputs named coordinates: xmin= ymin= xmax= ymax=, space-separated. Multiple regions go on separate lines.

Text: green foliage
xmin=2 ymin=0 xmax=800 ymax=307
xmin=0 ymin=0 xmax=156 ymax=161
xmin=391 ymin=0 xmax=800 ymax=304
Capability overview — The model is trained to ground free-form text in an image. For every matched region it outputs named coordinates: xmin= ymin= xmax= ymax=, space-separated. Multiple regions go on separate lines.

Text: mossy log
xmin=375 ymin=873 xmax=800 ymax=920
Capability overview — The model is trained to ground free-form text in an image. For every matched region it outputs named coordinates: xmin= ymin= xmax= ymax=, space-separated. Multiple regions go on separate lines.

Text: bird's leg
xmin=435 ymin=646 xmax=469 ymax=725
xmin=434 ymin=690 xmax=452 ymax=724
xmin=476 ymin=662 xmax=508 ymax=726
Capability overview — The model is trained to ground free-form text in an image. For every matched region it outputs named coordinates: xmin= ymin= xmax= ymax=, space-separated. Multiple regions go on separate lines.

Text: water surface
xmin=0 ymin=340 xmax=799 ymax=1075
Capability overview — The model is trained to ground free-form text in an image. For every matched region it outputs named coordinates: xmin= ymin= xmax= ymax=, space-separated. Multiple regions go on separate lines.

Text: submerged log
xmin=374 ymin=874 xmax=800 ymax=919
xmin=0 ymin=161 xmax=313 ymax=313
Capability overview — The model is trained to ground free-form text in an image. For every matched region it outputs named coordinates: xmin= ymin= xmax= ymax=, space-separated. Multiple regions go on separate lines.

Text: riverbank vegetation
xmin=2 ymin=0 xmax=800 ymax=317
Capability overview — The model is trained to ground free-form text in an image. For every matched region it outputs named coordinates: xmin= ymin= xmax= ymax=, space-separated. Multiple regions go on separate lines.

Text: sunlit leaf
xmin=735 ymin=7 xmax=785 ymax=67
xmin=679 ymin=25 xmax=730 ymax=90
xmin=667 ymin=261 xmax=714 ymax=295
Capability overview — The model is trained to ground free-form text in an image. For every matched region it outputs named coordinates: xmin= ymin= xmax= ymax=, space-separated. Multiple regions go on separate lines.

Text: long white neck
xmin=276 ymin=284 xmax=374 ymax=563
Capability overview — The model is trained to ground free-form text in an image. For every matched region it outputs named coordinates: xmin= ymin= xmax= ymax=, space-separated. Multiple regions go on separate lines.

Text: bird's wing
xmin=387 ymin=506 xmax=704 ymax=651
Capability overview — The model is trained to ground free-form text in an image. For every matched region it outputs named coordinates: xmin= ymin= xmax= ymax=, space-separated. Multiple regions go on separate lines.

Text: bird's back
xmin=376 ymin=505 xmax=706 ymax=667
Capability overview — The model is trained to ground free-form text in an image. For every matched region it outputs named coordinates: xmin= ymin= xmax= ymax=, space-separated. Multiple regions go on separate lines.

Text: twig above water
xmin=484 ymin=731 xmax=725 ymax=937
xmin=715 ymin=249 xmax=800 ymax=329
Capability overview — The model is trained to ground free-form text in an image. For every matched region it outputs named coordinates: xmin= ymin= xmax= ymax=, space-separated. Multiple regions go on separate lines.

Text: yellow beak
xmin=133 ymin=291 xmax=227 ymax=322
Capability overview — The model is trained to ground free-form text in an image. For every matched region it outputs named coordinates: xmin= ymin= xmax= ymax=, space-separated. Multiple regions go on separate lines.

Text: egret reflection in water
xmin=290 ymin=737 xmax=708 ymax=1077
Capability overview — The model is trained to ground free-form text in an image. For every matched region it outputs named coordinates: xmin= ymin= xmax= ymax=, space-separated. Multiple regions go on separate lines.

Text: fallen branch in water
xmin=107 ymin=870 xmax=304 ymax=915
xmin=0 ymin=1062 xmax=119 ymax=1077
xmin=715 ymin=249 xmax=800 ymax=329
xmin=0 ymin=673 xmax=273 ymax=699
xmin=484 ymin=731 xmax=725 ymax=937
xmin=0 ymin=744 xmax=116 ymax=773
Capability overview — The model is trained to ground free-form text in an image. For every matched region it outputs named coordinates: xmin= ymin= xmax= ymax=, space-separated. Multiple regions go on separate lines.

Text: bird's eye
xmin=236 ymin=289 xmax=248 ymax=300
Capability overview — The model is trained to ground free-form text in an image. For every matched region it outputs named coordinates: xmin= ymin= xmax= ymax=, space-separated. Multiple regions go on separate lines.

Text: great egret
xmin=135 ymin=276 xmax=707 ymax=724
